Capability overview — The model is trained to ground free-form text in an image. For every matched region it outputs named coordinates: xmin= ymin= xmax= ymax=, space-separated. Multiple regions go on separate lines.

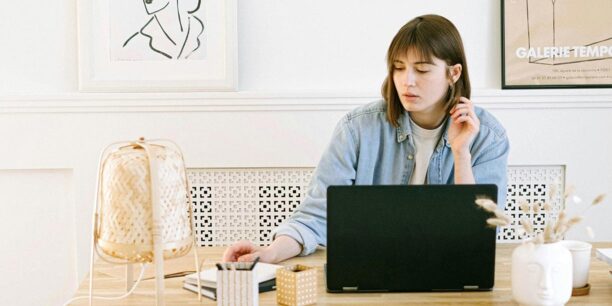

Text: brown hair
xmin=381 ymin=14 xmax=471 ymax=128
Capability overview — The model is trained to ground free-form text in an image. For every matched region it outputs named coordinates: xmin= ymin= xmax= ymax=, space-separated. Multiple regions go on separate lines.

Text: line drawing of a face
xmin=121 ymin=0 xmax=205 ymax=60
xmin=143 ymin=0 xmax=171 ymax=15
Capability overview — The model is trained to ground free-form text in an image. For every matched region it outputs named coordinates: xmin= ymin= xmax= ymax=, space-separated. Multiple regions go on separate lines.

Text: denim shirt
xmin=272 ymin=99 xmax=510 ymax=256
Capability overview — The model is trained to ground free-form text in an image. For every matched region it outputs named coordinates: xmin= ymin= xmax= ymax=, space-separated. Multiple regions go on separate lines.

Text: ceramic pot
xmin=559 ymin=240 xmax=592 ymax=288
xmin=511 ymin=242 xmax=572 ymax=306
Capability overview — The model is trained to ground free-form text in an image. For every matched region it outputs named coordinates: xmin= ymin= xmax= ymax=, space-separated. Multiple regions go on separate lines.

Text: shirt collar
xmin=396 ymin=111 xmax=451 ymax=149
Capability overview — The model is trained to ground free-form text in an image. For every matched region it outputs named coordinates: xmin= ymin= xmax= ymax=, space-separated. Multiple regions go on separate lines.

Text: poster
xmin=502 ymin=0 xmax=612 ymax=88
xmin=78 ymin=0 xmax=237 ymax=92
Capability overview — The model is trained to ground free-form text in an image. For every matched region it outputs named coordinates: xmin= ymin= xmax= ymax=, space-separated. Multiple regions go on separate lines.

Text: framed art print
xmin=502 ymin=0 xmax=612 ymax=88
xmin=78 ymin=0 xmax=237 ymax=92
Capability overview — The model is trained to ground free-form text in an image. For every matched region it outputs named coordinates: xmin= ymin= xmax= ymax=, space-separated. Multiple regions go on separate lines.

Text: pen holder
xmin=276 ymin=265 xmax=317 ymax=306
xmin=216 ymin=267 xmax=258 ymax=306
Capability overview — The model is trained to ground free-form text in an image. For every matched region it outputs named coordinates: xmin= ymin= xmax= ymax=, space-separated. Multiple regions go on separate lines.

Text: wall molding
xmin=2 ymin=89 xmax=612 ymax=113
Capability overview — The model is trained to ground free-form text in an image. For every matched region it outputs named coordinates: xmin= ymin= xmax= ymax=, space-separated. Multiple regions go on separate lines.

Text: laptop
xmin=326 ymin=184 xmax=498 ymax=293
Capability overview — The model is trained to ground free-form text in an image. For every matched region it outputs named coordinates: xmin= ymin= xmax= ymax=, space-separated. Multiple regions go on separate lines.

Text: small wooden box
xmin=276 ymin=265 xmax=317 ymax=306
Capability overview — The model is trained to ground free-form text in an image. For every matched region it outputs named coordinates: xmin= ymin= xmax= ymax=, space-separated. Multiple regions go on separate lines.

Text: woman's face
xmin=143 ymin=0 xmax=171 ymax=15
xmin=392 ymin=49 xmax=453 ymax=120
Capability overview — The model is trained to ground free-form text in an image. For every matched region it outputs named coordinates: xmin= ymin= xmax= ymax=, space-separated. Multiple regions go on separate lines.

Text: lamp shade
xmin=95 ymin=139 xmax=193 ymax=263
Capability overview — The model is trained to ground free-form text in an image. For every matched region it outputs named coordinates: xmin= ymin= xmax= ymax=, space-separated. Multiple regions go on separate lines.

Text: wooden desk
xmin=72 ymin=243 xmax=612 ymax=305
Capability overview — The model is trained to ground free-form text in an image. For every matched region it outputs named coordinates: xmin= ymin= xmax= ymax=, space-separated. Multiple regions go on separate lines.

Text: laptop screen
xmin=326 ymin=184 xmax=498 ymax=292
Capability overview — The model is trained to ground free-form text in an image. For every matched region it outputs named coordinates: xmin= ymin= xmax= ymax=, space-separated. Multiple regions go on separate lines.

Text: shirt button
xmin=408 ymin=154 xmax=414 ymax=160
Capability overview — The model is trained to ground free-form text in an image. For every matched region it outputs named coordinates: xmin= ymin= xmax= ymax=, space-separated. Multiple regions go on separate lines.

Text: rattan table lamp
xmin=88 ymin=137 xmax=201 ymax=306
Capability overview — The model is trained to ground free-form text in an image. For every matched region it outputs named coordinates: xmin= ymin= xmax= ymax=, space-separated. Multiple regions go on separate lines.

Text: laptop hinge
xmin=464 ymin=285 xmax=479 ymax=290
xmin=342 ymin=286 xmax=359 ymax=291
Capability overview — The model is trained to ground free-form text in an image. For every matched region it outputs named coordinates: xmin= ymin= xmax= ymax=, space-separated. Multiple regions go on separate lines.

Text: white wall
xmin=1 ymin=0 xmax=611 ymax=305
xmin=0 ymin=170 xmax=76 ymax=305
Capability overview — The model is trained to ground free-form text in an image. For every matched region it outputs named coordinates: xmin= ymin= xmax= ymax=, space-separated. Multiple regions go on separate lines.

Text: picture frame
xmin=502 ymin=0 xmax=612 ymax=89
xmin=78 ymin=0 xmax=237 ymax=92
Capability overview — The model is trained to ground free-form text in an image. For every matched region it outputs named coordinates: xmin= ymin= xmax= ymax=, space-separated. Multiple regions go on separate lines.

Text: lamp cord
xmin=62 ymin=263 xmax=147 ymax=306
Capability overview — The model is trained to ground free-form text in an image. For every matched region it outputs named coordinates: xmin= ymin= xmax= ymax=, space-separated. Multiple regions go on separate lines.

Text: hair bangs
xmin=388 ymin=25 xmax=435 ymax=66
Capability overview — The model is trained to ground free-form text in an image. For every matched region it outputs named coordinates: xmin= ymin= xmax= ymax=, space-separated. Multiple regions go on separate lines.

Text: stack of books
xmin=183 ymin=262 xmax=282 ymax=300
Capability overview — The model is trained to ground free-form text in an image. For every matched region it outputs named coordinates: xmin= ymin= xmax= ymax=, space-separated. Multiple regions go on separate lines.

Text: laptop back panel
xmin=326 ymin=185 xmax=497 ymax=292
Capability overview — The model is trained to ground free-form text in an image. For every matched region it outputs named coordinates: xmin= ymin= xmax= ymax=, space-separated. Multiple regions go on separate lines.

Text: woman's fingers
xmin=450 ymin=97 xmax=471 ymax=112
xmin=450 ymin=97 xmax=476 ymax=120
xmin=451 ymin=108 xmax=469 ymax=119
xmin=453 ymin=114 xmax=471 ymax=123
xmin=222 ymin=241 xmax=257 ymax=262
xmin=237 ymin=252 xmax=260 ymax=262
xmin=452 ymin=111 xmax=479 ymax=129
xmin=451 ymin=106 xmax=471 ymax=119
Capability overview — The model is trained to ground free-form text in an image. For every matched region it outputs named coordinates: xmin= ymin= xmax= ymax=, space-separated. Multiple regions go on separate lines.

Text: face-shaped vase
xmin=512 ymin=242 xmax=572 ymax=306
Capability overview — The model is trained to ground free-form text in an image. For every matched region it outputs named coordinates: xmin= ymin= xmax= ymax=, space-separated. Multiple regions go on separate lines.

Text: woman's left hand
xmin=448 ymin=97 xmax=480 ymax=156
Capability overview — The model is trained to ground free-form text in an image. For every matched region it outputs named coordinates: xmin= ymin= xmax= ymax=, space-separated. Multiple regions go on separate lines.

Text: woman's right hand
xmin=222 ymin=240 xmax=275 ymax=263
xmin=222 ymin=236 xmax=302 ymax=264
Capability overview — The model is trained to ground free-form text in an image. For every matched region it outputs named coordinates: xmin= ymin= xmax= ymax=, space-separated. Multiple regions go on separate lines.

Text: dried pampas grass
xmin=519 ymin=200 xmax=530 ymax=214
xmin=476 ymin=186 xmax=606 ymax=245
xmin=533 ymin=203 xmax=541 ymax=214
xmin=520 ymin=217 xmax=534 ymax=235
xmin=593 ymin=194 xmax=606 ymax=205
xmin=487 ymin=218 xmax=509 ymax=227
xmin=564 ymin=185 xmax=576 ymax=198
xmin=476 ymin=197 xmax=511 ymax=228
xmin=586 ymin=226 xmax=595 ymax=239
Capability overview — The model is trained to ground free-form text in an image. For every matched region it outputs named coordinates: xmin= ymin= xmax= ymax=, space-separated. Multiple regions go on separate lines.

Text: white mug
xmin=559 ymin=240 xmax=592 ymax=288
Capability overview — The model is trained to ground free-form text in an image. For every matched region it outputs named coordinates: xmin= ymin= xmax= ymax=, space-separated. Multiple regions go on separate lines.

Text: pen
xmin=216 ymin=263 xmax=223 ymax=270
xmin=249 ymin=256 xmax=260 ymax=271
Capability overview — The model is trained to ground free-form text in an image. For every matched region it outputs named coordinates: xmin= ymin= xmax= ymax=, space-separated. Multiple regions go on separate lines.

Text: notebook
xmin=596 ymin=248 xmax=612 ymax=265
xmin=183 ymin=262 xmax=282 ymax=300
xmin=326 ymin=184 xmax=498 ymax=292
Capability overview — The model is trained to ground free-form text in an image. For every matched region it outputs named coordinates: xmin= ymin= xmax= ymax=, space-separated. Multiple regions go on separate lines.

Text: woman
xmin=224 ymin=14 xmax=510 ymax=263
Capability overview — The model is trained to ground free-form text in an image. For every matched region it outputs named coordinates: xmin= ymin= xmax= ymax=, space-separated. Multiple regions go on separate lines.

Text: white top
xmin=408 ymin=118 xmax=444 ymax=185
